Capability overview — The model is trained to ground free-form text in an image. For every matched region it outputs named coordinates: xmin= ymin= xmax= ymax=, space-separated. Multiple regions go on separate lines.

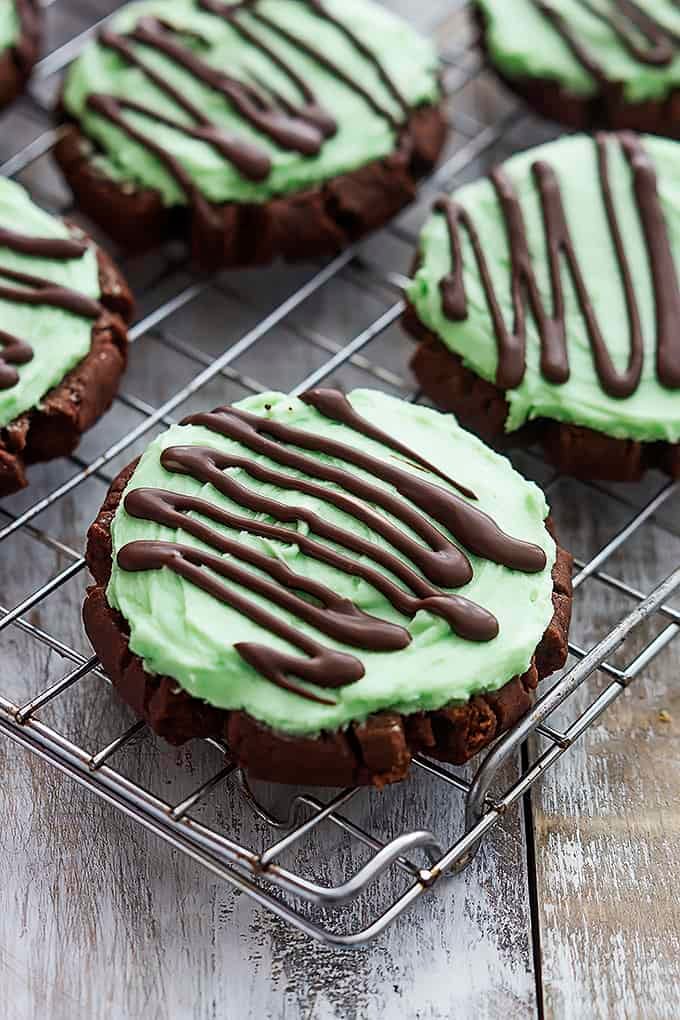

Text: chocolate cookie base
xmin=405 ymin=305 xmax=680 ymax=483
xmin=475 ymin=7 xmax=680 ymax=138
xmin=0 ymin=235 xmax=134 ymax=497
xmin=82 ymin=458 xmax=572 ymax=788
xmin=0 ymin=1 xmax=41 ymax=110
xmin=53 ymin=104 xmax=447 ymax=269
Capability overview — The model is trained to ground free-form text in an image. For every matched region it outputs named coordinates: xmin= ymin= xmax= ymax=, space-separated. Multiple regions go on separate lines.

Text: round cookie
xmin=0 ymin=178 xmax=133 ymax=496
xmin=55 ymin=0 xmax=445 ymax=268
xmin=475 ymin=0 xmax=680 ymax=136
xmin=406 ymin=132 xmax=680 ymax=482
xmin=83 ymin=388 xmax=572 ymax=787
xmin=0 ymin=1 xmax=41 ymax=110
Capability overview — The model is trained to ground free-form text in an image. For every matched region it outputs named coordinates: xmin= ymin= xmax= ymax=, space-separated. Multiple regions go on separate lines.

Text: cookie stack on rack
xmin=12 ymin=0 xmax=680 ymax=789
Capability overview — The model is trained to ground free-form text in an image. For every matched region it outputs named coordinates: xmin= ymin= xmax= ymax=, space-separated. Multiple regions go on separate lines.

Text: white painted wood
xmin=533 ymin=483 xmax=680 ymax=1020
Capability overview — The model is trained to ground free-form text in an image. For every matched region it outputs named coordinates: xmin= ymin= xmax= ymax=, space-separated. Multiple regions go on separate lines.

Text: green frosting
xmin=0 ymin=2 xmax=19 ymax=53
xmin=106 ymin=389 xmax=556 ymax=737
xmin=408 ymin=133 xmax=680 ymax=444
xmin=0 ymin=178 xmax=100 ymax=429
xmin=476 ymin=0 xmax=680 ymax=103
xmin=62 ymin=0 xmax=440 ymax=205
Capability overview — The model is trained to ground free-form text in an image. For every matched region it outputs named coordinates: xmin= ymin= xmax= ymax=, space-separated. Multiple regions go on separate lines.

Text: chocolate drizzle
xmin=436 ymin=133 xmax=680 ymax=396
xmin=117 ymin=391 xmax=547 ymax=702
xmin=0 ymin=266 xmax=101 ymax=318
xmin=0 ymin=331 xmax=32 ymax=389
xmin=181 ymin=405 xmax=545 ymax=573
xmin=300 ymin=387 xmax=478 ymax=499
xmin=97 ymin=26 xmax=273 ymax=179
xmin=13 ymin=0 xmax=41 ymax=73
xmin=0 ymin=230 xmax=98 ymax=390
xmin=0 ymin=227 xmax=87 ymax=260
xmin=85 ymin=0 xmax=411 ymax=225
xmin=118 ymin=539 xmax=365 ymax=705
xmin=533 ymin=0 xmax=680 ymax=78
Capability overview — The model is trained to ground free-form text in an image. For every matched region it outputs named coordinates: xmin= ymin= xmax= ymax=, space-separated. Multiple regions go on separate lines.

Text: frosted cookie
xmin=406 ymin=133 xmax=680 ymax=481
xmin=55 ymin=0 xmax=445 ymax=267
xmin=0 ymin=179 xmax=132 ymax=496
xmin=475 ymin=0 xmax=680 ymax=136
xmin=83 ymin=388 xmax=571 ymax=787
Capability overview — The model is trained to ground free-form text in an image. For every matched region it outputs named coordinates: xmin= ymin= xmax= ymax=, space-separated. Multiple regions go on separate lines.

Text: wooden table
xmin=1 ymin=2 xmax=679 ymax=1018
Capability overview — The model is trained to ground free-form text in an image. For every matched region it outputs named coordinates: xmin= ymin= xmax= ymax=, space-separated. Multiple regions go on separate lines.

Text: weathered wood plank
xmin=532 ymin=480 xmax=680 ymax=1020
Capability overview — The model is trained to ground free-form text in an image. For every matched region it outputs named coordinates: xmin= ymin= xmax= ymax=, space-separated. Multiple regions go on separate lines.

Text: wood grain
xmin=533 ymin=481 xmax=680 ymax=1020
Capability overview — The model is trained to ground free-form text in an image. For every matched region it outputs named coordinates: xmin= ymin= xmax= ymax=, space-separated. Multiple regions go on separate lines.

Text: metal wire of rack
xmin=1 ymin=0 xmax=680 ymax=949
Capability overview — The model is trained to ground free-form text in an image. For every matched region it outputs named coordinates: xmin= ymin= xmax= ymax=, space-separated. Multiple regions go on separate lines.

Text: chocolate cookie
xmin=0 ymin=179 xmax=133 ymax=497
xmin=54 ymin=0 xmax=446 ymax=268
xmin=0 ymin=1 xmax=41 ymax=111
xmin=83 ymin=388 xmax=572 ymax=788
xmin=405 ymin=132 xmax=680 ymax=482
xmin=475 ymin=0 xmax=680 ymax=137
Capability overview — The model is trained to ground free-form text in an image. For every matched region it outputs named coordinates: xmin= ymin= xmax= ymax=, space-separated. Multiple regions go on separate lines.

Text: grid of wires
xmin=1 ymin=0 xmax=679 ymax=947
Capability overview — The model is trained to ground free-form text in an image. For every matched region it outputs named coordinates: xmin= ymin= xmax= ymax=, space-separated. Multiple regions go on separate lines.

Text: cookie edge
xmin=404 ymin=301 xmax=680 ymax=483
xmin=82 ymin=454 xmax=573 ymax=788
xmin=0 ymin=233 xmax=134 ymax=497
xmin=53 ymin=103 xmax=448 ymax=268
xmin=475 ymin=4 xmax=680 ymax=138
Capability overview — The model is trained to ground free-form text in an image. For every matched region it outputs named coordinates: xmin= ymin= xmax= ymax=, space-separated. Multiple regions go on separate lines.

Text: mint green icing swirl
xmin=0 ymin=2 xmax=19 ymax=52
xmin=476 ymin=0 xmax=680 ymax=103
xmin=408 ymin=133 xmax=680 ymax=444
xmin=0 ymin=178 xmax=100 ymax=430
xmin=106 ymin=390 xmax=556 ymax=736
xmin=61 ymin=0 xmax=440 ymax=206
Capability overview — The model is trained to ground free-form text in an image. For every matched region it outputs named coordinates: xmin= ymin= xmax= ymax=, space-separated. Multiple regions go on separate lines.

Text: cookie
xmin=475 ymin=0 xmax=680 ymax=137
xmin=0 ymin=179 xmax=133 ymax=497
xmin=83 ymin=388 xmax=572 ymax=787
xmin=0 ymin=1 xmax=41 ymax=111
xmin=54 ymin=0 xmax=446 ymax=268
xmin=406 ymin=132 xmax=680 ymax=483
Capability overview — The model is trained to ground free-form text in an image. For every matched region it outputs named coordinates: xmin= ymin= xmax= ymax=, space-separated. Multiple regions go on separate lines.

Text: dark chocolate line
xmin=619 ymin=132 xmax=680 ymax=388
xmin=87 ymin=92 xmax=223 ymax=240
xmin=117 ymin=540 xmax=363 ymax=704
xmin=0 ymin=227 xmax=87 ymax=260
xmin=199 ymin=0 xmax=406 ymax=125
xmin=87 ymin=0 xmax=410 ymax=222
xmin=300 ymin=387 xmax=477 ymax=499
xmin=533 ymin=0 xmax=680 ymax=79
xmin=0 ymin=264 xmax=102 ymax=319
xmin=124 ymin=487 xmax=499 ymax=642
xmin=580 ymin=0 xmax=680 ymax=65
xmin=0 ymin=330 xmax=32 ymax=390
xmin=531 ymin=152 xmax=642 ymax=398
xmin=305 ymin=0 xmax=410 ymax=114
xmin=161 ymin=443 xmax=472 ymax=589
xmin=124 ymin=17 xmax=325 ymax=155
xmin=182 ymin=406 xmax=546 ymax=574
xmin=435 ymin=133 xmax=680 ymax=396
xmin=435 ymin=196 xmax=525 ymax=390
xmin=118 ymin=393 xmax=548 ymax=701
xmin=198 ymin=2 xmax=337 ymax=137
xmin=241 ymin=2 xmax=403 ymax=127
xmin=98 ymin=26 xmax=272 ymax=180
xmin=121 ymin=494 xmax=409 ymax=651
xmin=0 ymin=229 xmax=97 ymax=392
xmin=14 ymin=0 xmax=41 ymax=72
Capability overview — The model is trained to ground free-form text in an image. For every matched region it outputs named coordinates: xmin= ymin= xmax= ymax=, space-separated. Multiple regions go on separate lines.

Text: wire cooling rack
xmin=1 ymin=0 xmax=680 ymax=948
